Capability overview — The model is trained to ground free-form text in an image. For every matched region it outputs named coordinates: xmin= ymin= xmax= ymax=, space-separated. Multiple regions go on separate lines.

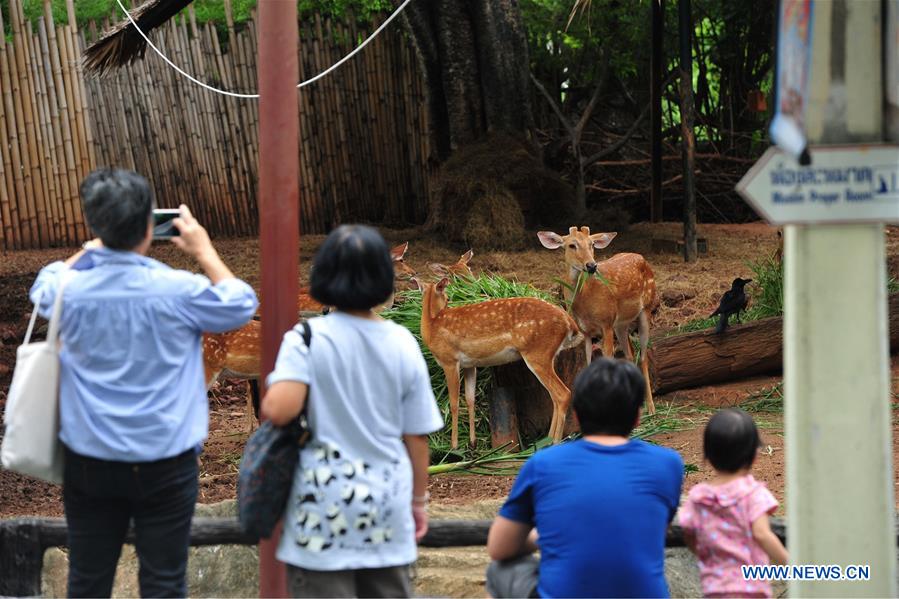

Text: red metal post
xmin=257 ymin=0 xmax=299 ymax=596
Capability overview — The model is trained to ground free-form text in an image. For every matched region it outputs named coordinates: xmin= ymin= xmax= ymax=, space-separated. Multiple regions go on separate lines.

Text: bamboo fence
xmin=0 ymin=0 xmax=431 ymax=250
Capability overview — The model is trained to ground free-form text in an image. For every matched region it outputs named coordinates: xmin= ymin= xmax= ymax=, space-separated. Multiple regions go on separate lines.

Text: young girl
xmin=261 ymin=225 xmax=443 ymax=598
xmin=679 ymin=408 xmax=788 ymax=598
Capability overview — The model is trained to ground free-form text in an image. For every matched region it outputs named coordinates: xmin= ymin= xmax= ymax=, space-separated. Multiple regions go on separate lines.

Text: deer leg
xmin=463 ymin=367 xmax=477 ymax=449
xmin=522 ymin=352 xmax=571 ymax=443
xmin=614 ymin=322 xmax=634 ymax=361
xmin=600 ymin=325 xmax=616 ymax=359
xmin=245 ymin=381 xmax=257 ymax=433
xmin=443 ymin=363 xmax=462 ymax=450
xmin=638 ymin=311 xmax=656 ymax=415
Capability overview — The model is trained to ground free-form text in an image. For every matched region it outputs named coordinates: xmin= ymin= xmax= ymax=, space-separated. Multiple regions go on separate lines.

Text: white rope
xmin=112 ymin=0 xmax=415 ymax=98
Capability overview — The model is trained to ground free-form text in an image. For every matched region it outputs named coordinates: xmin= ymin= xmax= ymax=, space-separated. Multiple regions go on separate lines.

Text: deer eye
xmin=568 ymin=243 xmax=576 ymax=249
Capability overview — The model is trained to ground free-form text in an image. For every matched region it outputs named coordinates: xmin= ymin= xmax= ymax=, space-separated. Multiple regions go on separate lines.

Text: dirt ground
xmin=1 ymin=222 xmax=898 ymax=518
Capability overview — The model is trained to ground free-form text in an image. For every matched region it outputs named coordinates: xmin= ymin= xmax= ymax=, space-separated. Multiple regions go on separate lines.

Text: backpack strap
xmin=295 ymin=320 xmax=312 ymax=446
xmin=300 ymin=320 xmax=311 ymax=348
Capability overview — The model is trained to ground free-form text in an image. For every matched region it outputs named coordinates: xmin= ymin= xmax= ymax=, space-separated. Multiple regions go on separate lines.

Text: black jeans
xmin=62 ymin=446 xmax=199 ymax=598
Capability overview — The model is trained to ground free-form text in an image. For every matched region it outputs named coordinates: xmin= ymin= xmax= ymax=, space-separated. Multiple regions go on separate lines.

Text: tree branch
xmin=581 ymin=103 xmax=650 ymax=166
xmin=530 ymin=72 xmax=574 ymax=137
xmin=573 ymin=52 xmax=610 ymax=143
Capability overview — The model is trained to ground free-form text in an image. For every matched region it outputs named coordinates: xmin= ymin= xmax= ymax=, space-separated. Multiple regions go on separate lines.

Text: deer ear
xmin=590 ymin=232 xmax=617 ymax=249
xmin=429 ymin=263 xmax=449 ymax=276
xmin=460 ymin=249 xmax=474 ymax=263
xmin=410 ymin=277 xmax=424 ymax=292
xmin=390 ymin=242 xmax=409 ymax=261
xmin=537 ymin=231 xmax=564 ymax=249
xmin=435 ymin=277 xmax=449 ymax=293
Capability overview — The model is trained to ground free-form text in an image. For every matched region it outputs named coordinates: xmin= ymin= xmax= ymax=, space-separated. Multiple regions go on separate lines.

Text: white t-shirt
xmin=267 ymin=311 xmax=443 ymax=570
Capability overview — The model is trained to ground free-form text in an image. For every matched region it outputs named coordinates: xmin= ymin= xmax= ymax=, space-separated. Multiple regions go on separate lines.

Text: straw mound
xmin=462 ymin=191 xmax=526 ymax=251
xmin=428 ymin=134 xmax=577 ymax=245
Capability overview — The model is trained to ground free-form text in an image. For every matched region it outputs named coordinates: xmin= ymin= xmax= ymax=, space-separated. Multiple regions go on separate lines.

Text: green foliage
xmin=12 ymin=0 xmax=392 ymax=33
xmin=381 ymin=274 xmax=554 ymax=460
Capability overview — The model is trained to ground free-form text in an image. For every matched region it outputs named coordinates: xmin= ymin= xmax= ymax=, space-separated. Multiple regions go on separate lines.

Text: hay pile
xmin=462 ymin=188 xmax=525 ymax=250
xmin=427 ymin=134 xmax=577 ymax=250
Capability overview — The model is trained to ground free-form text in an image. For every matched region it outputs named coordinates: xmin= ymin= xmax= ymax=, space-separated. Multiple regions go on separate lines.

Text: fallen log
xmin=649 ymin=292 xmax=899 ymax=395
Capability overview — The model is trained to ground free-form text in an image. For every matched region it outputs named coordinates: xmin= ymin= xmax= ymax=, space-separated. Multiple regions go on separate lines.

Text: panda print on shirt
xmin=290 ymin=441 xmax=404 ymax=553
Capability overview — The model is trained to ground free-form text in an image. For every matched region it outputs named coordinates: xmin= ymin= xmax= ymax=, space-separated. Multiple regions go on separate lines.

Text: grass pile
xmin=740 ymin=383 xmax=784 ymax=414
xmin=427 ymin=402 xmax=693 ymax=476
xmin=381 ymin=273 xmax=554 ymax=461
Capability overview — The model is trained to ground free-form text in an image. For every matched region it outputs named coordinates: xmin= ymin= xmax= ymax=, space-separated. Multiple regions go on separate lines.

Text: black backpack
xmin=237 ymin=321 xmax=311 ymax=538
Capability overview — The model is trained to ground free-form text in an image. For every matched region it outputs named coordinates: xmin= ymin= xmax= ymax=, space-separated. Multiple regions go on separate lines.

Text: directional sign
xmin=736 ymin=145 xmax=899 ymax=224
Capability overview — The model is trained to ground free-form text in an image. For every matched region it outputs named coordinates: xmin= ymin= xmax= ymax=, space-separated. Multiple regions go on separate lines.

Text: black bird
xmin=710 ymin=278 xmax=752 ymax=334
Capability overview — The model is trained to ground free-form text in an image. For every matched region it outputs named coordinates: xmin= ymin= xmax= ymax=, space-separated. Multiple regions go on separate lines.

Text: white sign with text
xmin=736 ymin=145 xmax=899 ymax=224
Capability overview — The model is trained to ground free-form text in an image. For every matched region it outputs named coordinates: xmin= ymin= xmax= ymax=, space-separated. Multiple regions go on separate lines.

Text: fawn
xmin=538 ymin=226 xmax=660 ymax=415
xmin=428 ymin=249 xmax=474 ymax=280
xmin=203 ymin=242 xmax=414 ymax=430
xmin=420 ymin=277 xmax=583 ymax=449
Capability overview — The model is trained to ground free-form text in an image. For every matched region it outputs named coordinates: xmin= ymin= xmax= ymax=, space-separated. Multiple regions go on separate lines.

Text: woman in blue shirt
xmin=29 ymin=168 xmax=258 ymax=598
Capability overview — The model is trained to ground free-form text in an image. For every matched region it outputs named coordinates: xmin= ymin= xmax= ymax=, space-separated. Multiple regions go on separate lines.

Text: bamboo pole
xmin=56 ymin=12 xmax=90 ymax=241
xmin=10 ymin=0 xmax=43 ymax=247
xmin=1 ymin=36 xmax=27 ymax=249
xmin=169 ymin=16 xmax=207 ymax=221
xmin=39 ymin=13 xmax=73 ymax=246
xmin=0 ymin=6 xmax=18 ymax=249
xmin=63 ymin=0 xmax=90 ymax=183
xmin=66 ymin=0 xmax=97 ymax=169
xmin=209 ymin=21 xmax=250 ymax=233
xmin=29 ymin=19 xmax=61 ymax=245
xmin=187 ymin=6 xmax=224 ymax=234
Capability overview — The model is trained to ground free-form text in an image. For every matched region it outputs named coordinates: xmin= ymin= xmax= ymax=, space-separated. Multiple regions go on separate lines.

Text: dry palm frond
xmin=83 ymin=0 xmax=194 ymax=75
xmin=567 ymin=0 xmax=593 ymax=29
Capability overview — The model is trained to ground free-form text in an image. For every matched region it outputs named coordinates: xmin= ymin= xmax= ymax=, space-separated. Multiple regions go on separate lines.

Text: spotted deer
xmin=538 ymin=226 xmax=660 ymax=415
xmin=428 ymin=249 xmax=474 ymax=280
xmin=204 ymin=242 xmax=415 ymax=430
xmin=420 ymin=277 xmax=583 ymax=449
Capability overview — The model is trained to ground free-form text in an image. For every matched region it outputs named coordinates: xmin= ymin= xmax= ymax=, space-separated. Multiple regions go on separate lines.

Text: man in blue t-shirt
xmin=486 ymin=358 xmax=684 ymax=598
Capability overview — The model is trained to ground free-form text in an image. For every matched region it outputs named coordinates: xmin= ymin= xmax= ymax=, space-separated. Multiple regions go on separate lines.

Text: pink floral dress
xmin=678 ymin=474 xmax=779 ymax=598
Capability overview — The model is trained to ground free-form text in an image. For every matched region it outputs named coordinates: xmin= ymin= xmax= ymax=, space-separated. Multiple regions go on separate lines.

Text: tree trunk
xmin=399 ymin=0 xmax=534 ymax=161
xmin=649 ymin=293 xmax=899 ymax=394
xmin=678 ymin=0 xmax=698 ymax=262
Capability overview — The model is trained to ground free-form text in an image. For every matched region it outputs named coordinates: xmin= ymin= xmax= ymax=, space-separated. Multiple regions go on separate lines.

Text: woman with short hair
xmin=262 ymin=225 xmax=442 ymax=598
xmin=29 ymin=168 xmax=258 ymax=598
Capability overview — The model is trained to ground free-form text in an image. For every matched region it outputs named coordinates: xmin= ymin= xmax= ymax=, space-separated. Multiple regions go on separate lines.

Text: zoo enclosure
xmin=0 ymin=1 xmax=431 ymax=250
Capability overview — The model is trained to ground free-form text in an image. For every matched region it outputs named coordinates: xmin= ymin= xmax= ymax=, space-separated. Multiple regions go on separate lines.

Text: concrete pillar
xmin=784 ymin=1 xmax=895 ymax=596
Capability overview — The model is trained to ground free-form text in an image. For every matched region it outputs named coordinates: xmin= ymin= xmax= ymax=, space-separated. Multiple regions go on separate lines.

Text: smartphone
xmin=152 ymin=208 xmax=181 ymax=240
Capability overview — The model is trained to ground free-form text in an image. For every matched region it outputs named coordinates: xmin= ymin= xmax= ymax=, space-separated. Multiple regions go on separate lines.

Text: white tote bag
xmin=1 ymin=270 xmax=74 ymax=484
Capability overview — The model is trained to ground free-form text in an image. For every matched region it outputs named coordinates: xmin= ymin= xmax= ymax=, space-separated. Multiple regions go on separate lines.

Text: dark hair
xmin=703 ymin=408 xmax=760 ymax=473
xmin=572 ymin=358 xmax=645 ymax=437
xmin=309 ymin=225 xmax=394 ymax=311
xmin=80 ymin=168 xmax=154 ymax=250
